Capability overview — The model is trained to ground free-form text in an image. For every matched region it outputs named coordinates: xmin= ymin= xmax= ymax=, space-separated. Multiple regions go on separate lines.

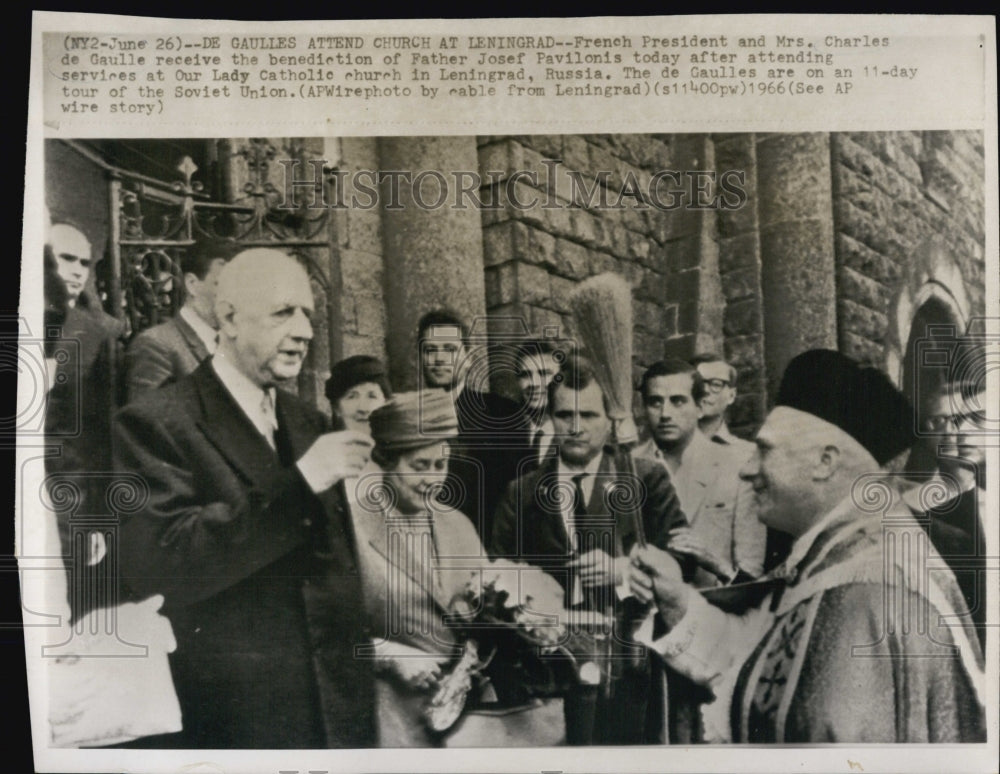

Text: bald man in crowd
xmin=115 ymin=249 xmax=376 ymax=748
xmin=45 ymin=223 xmax=127 ymax=620
xmin=630 ymin=350 xmax=985 ymax=743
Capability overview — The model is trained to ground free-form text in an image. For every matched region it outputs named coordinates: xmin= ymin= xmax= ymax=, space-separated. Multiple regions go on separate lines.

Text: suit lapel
xmin=274 ymin=389 xmax=324 ymax=463
xmin=530 ymin=456 xmax=571 ymax=556
xmin=173 ymin=313 xmax=211 ymax=363
xmin=588 ymin=451 xmax=635 ymax=556
xmin=683 ymin=435 xmax=721 ymax=525
xmin=192 ymin=363 xmax=281 ymax=484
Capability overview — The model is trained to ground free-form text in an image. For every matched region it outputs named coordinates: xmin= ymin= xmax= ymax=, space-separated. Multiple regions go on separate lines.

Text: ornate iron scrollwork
xmin=107 ymin=139 xmax=331 ymax=336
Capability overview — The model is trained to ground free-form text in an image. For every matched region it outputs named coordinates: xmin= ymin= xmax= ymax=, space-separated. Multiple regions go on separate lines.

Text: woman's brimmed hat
xmin=369 ymin=390 xmax=459 ymax=453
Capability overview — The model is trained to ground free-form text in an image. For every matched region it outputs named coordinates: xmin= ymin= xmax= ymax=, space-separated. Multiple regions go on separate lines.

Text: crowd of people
xmin=41 ymin=233 xmax=988 ymax=748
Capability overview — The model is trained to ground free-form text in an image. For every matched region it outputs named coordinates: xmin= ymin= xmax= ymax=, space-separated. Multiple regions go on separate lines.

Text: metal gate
xmin=60 ymin=137 xmax=341 ymax=407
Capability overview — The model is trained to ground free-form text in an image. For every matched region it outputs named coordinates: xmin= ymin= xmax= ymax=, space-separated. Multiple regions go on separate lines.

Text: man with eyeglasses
xmin=908 ymin=375 xmax=988 ymax=649
xmin=692 ymin=353 xmax=793 ymax=572
xmin=690 ymin=353 xmax=748 ymax=451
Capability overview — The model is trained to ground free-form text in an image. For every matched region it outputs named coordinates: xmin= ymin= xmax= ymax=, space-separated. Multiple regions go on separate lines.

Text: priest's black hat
xmin=775 ymin=349 xmax=916 ymax=465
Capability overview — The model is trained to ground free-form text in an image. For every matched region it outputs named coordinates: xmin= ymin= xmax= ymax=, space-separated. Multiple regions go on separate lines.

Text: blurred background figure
xmin=125 ymin=240 xmax=237 ymax=403
xmin=907 ymin=370 xmax=989 ymax=649
xmin=326 ymin=355 xmax=392 ymax=433
xmin=690 ymin=353 xmax=744 ymax=448
xmin=514 ymin=338 xmax=562 ymax=472
xmin=416 ymin=309 xmax=524 ymax=544
xmin=45 ymin=222 xmax=127 ymax=621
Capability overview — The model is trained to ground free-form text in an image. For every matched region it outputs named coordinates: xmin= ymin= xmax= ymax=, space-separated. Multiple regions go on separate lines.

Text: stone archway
xmin=888 ymin=240 xmax=971 ymax=474
xmin=886 ymin=239 xmax=970 ymax=397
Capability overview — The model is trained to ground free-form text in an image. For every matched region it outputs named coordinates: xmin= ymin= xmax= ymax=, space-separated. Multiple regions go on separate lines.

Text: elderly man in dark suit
xmin=124 ymin=240 xmax=236 ymax=402
xmin=490 ymin=355 xmax=688 ymax=745
xmin=114 ymin=248 xmax=376 ymax=748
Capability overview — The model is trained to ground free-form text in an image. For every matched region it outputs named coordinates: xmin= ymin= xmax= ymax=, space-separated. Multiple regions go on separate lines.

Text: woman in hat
xmin=349 ymin=390 xmax=564 ymax=747
xmin=325 ymin=355 xmax=392 ymax=433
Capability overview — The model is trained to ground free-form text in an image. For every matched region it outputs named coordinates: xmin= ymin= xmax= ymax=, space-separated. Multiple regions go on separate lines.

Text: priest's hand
xmin=667 ymin=527 xmax=736 ymax=583
xmin=296 ymin=430 xmax=374 ymax=493
xmin=629 ymin=545 xmax=689 ymax=631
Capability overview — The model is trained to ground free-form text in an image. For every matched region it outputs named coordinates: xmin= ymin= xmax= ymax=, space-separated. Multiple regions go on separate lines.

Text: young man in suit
xmin=417 ymin=309 xmax=525 ymax=543
xmin=114 ymin=249 xmax=376 ymax=748
xmin=635 ymin=359 xmax=766 ymax=588
xmin=124 ymin=240 xmax=236 ymax=402
xmin=514 ymin=338 xmax=562 ymax=472
xmin=490 ymin=355 xmax=687 ymax=745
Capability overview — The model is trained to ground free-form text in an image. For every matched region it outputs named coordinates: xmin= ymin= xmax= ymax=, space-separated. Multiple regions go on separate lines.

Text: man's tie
xmin=260 ymin=389 xmax=278 ymax=450
xmin=569 ymin=472 xmax=587 ymax=607
xmin=572 ymin=472 xmax=587 ymax=519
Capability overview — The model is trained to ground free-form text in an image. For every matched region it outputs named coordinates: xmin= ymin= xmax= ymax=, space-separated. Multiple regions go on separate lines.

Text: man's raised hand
xmin=297 ymin=430 xmax=374 ymax=493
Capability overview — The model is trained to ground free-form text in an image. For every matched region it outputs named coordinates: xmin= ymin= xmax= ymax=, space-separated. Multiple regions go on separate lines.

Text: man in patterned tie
xmin=115 ymin=248 xmax=377 ymax=748
xmin=629 ymin=349 xmax=985 ymax=743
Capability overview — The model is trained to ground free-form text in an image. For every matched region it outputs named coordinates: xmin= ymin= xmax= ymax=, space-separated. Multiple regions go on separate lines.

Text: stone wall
xmin=831 ymin=131 xmax=986 ymax=378
xmin=336 ymin=137 xmax=389 ymax=365
xmin=478 ymin=134 xmax=701 ymax=399
xmin=470 ymin=131 xmax=985 ymax=435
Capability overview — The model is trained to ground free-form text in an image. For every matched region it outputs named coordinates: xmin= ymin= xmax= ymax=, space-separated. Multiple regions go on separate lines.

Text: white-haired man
xmin=115 ymin=249 xmax=376 ymax=748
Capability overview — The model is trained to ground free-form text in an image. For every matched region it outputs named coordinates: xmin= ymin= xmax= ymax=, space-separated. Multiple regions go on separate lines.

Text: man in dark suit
xmin=514 ymin=337 xmax=563 ymax=473
xmin=114 ymin=248 xmax=376 ymax=748
xmin=417 ymin=309 xmax=526 ymax=544
xmin=45 ymin=223 xmax=127 ymax=620
xmin=490 ymin=355 xmax=688 ymax=745
xmin=124 ymin=240 xmax=236 ymax=403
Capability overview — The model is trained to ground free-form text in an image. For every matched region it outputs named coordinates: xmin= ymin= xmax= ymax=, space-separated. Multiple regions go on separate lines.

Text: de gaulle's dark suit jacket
xmin=114 ymin=360 xmax=374 ymax=748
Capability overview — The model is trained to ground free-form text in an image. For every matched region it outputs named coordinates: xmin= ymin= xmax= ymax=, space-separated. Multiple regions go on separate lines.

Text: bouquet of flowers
xmin=424 ymin=560 xmax=610 ymax=733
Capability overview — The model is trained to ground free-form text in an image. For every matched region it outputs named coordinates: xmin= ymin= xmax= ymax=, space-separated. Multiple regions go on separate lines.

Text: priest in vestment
xmin=629 ymin=349 xmax=986 ymax=743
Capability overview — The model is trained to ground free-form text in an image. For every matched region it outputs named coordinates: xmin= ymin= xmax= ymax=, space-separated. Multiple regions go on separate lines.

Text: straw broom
xmin=568 ymin=272 xmax=644 ymax=546
xmin=568 ymin=273 xmax=648 ymax=712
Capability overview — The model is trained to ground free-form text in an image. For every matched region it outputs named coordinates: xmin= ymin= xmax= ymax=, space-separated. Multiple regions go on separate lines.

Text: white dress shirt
xmin=211 ymin=353 xmax=277 ymax=449
xmin=555 ymin=453 xmax=634 ymax=604
xmin=555 ymin=452 xmax=603 ymax=544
